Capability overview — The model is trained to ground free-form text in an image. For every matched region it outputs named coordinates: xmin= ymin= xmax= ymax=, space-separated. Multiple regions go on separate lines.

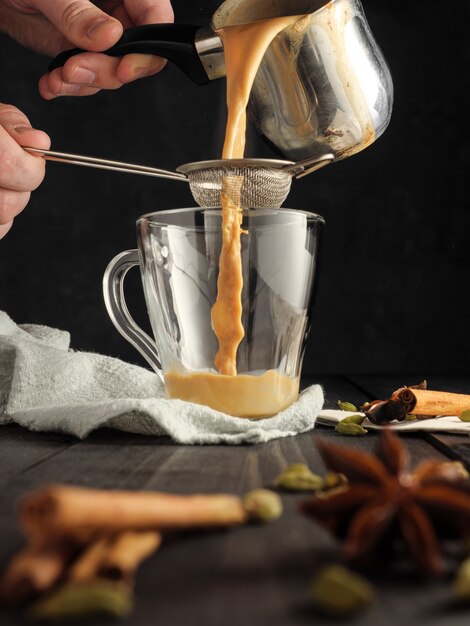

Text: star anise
xmin=300 ymin=430 xmax=470 ymax=574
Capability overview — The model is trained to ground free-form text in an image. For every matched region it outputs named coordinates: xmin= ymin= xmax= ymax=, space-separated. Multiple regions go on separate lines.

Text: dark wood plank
xmin=304 ymin=375 xmax=368 ymax=410
xmin=1 ymin=376 xmax=469 ymax=626
xmin=0 ymin=425 xmax=77 ymax=487
xmin=0 ymin=430 xmax=181 ymax=562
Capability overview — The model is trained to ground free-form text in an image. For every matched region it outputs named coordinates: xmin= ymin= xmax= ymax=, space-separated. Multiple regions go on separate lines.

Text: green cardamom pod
xmin=243 ymin=489 xmax=283 ymax=522
xmin=311 ymin=564 xmax=375 ymax=616
xmin=459 ymin=409 xmax=470 ymax=422
xmin=337 ymin=401 xmax=358 ymax=412
xmin=274 ymin=464 xmax=325 ymax=491
xmin=323 ymin=472 xmax=348 ymax=490
xmin=29 ymin=579 xmax=133 ymax=621
xmin=341 ymin=414 xmax=366 ymax=425
xmin=453 ymin=558 xmax=470 ymax=600
xmin=286 ymin=463 xmax=309 ymax=472
xmin=336 ymin=421 xmax=368 ymax=436
xmin=441 ymin=461 xmax=470 ymax=481
xmin=405 ymin=414 xmax=418 ymax=421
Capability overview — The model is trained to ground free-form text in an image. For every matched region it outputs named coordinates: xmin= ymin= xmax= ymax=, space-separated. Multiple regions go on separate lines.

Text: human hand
xmin=0 ymin=104 xmax=50 ymax=238
xmin=0 ymin=0 xmax=174 ymax=99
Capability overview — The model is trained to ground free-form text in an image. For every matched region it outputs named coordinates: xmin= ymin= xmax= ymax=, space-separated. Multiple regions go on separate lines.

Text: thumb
xmin=34 ymin=0 xmax=123 ymax=51
xmin=0 ymin=104 xmax=51 ymax=151
xmin=12 ymin=126 xmax=51 ymax=151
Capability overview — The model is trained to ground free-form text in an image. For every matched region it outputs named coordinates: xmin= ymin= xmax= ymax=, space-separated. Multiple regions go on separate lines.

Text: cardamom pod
xmin=311 ymin=564 xmax=374 ymax=616
xmin=453 ymin=558 xmax=470 ymax=600
xmin=29 ymin=579 xmax=133 ymax=620
xmin=441 ymin=461 xmax=469 ymax=481
xmin=337 ymin=401 xmax=358 ymax=412
xmin=341 ymin=414 xmax=366 ymax=425
xmin=243 ymin=489 xmax=283 ymax=522
xmin=459 ymin=409 xmax=470 ymax=422
xmin=405 ymin=414 xmax=418 ymax=421
xmin=323 ymin=472 xmax=348 ymax=490
xmin=274 ymin=464 xmax=325 ymax=492
xmin=336 ymin=421 xmax=368 ymax=436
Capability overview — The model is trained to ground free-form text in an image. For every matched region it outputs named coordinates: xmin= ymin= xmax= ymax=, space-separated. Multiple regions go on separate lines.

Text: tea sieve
xmin=24 ymin=147 xmax=333 ymax=209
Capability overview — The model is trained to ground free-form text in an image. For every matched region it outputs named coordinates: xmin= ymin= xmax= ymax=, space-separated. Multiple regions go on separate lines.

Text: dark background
xmin=0 ymin=0 xmax=468 ymax=376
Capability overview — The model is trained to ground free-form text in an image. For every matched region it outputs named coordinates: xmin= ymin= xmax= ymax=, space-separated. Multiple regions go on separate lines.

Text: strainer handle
xmin=103 ymin=249 xmax=163 ymax=382
xmin=285 ymin=153 xmax=335 ymax=178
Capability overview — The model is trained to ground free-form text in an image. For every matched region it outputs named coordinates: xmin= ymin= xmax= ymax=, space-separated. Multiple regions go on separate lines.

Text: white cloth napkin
xmin=0 ymin=312 xmax=324 ymax=444
xmin=317 ymin=409 xmax=470 ymax=434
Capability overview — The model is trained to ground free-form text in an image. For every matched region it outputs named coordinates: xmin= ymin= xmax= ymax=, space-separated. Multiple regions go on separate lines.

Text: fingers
xmin=0 ymin=104 xmax=49 ymax=236
xmin=124 ymin=0 xmax=174 ymax=24
xmin=39 ymin=52 xmax=165 ymax=99
xmin=0 ymin=104 xmax=51 ymax=152
xmin=0 ymin=220 xmax=13 ymax=239
xmin=39 ymin=66 xmax=102 ymax=100
xmin=33 ymin=0 xmax=123 ymax=51
xmin=0 ymin=190 xmax=31 ymax=226
xmin=116 ymin=53 xmax=166 ymax=83
xmin=38 ymin=0 xmax=174 ymax=98
xmin=0 ymin=106 xmax=50 ymax=191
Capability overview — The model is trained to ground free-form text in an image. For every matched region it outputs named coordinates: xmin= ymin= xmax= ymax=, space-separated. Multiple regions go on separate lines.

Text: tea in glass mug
xmin=103 ymin=207 xmax=324 ymax=418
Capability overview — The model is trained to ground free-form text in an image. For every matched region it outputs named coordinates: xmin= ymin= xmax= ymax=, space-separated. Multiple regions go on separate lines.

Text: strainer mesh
xmin=187 ymin=166 xmax=292 ymax=208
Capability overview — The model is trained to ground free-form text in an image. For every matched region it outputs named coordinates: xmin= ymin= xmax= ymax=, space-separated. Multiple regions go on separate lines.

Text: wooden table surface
xmin=1 ymin=374 xmax=470 ymax=626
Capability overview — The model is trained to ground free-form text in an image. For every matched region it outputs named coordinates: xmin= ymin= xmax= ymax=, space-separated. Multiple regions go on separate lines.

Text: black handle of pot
xmin=48 ymin=24 xmax=210 ymax=85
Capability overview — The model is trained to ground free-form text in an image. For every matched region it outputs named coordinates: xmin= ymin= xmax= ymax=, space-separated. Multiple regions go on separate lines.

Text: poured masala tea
xmin=212 ymin=15 xmax=302 ymax=376
xmin=165 ymin=15 xmax=305 ymax=417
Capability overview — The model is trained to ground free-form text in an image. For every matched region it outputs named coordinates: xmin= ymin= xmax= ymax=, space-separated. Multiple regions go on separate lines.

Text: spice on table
xmin=67 ymin=537 xmax=112 ymax=583
xmin=459 ymin=409 xmax=470 ymax=422
xmin=243 ymin=489 xmax=283 ymax=522
xmin=274 ymin=464 xmax=325 ymax=491
xmin=340 ymin=414 xmax=366 ymax=425
xmin=392 ymin=386 xmax=470 ymax=420
xmin=335 ymin=422 xmax=368 ymax=436
xmin=453 ymin=558 xmax=470 ymax=601
xmin=20 ymin=485 xmax=249 ymax=536
xmin=69 ymin=531 xmax=162 ymax=583
xmin=337 ymin=401 xmax=358 ymax=412
xmin=362 ymin=380 xmax=470 ymax=425
xmin=273 ymin=465 xmax=348 ymax=493
xmin=360 ymin=380 xmax=427 ymax=424
xmin=300 ymin=430 xmax=470 ymax=574
xmin=311 ymin=564 xmax=375 ymax=617
xmin=0 ymin=538 xmax=78 ymax=605
xmin=323 ymin=472 xmax=348 ymax=490
xmin=3 ymin=484 xmax=285 ymax=617
xmin=335 ymin=413 xmax=368 ymax=436
xmin=29 ymin=579 xmax=133 ymax=620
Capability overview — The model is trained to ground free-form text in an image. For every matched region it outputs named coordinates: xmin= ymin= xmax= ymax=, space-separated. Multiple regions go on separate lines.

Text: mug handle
xmin=102 ymin=250 xmax=164 ymax=383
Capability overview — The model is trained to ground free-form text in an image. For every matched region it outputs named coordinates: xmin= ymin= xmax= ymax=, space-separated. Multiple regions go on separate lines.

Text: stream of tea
xmin=211 ymin=14 xmax=302 ymax=377
xmin=165 ymin=14 xmax=305 ymax=417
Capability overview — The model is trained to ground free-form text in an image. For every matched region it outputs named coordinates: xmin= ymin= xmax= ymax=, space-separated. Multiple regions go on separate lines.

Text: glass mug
xmin=103 ymin=207 xmax=324 ymax=418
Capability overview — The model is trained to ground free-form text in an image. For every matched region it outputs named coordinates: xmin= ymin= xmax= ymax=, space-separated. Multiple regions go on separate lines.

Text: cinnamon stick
xmin=98 ymin=531 xmax=162 ymax=581
xmin=69 ymin=531 xmax=162 ymax=583
xmin=363 ymin=381 xmax=470 ymax=424
xmin=0 ymin=538 xmax=76 ymax=605
xmin=396 ymin=388 xmax=470 ymax=417
xmin=68 ymin=537 xmax=111 ymax=583
xmin=20 ymin=485 xmax=247 ymax=537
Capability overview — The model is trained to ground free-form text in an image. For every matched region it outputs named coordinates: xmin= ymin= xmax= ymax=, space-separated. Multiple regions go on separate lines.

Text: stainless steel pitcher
xmin=50 ymin=0 xmax=393 ymax=166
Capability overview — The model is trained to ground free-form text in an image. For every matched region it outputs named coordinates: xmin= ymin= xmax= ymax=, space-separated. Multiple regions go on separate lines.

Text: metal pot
xmin=51 ymin=0 xmax=393 ymax=166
